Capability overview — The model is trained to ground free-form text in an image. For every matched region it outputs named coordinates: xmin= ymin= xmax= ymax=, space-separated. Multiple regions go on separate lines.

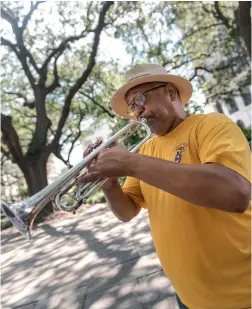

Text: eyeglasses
xmin=126 ymin=84 xmax=167 ymax=116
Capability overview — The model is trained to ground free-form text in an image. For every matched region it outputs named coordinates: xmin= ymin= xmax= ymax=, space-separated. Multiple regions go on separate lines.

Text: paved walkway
xmin=1 ymin=203 xmax=178 ymax=309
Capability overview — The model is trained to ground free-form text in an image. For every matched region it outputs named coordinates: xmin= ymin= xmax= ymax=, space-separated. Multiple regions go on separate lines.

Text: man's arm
xmin=130 ymin=154 xmax=251 ymax=213
xmin=100 ymin=180 xmax=141 ymax=222
xmin=81 ymin=140 xmax=141 ymax=222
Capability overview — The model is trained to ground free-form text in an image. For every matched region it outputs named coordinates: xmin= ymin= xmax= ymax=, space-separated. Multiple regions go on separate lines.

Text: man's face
xmin=125 ymin=82 xmax=180 ymax=136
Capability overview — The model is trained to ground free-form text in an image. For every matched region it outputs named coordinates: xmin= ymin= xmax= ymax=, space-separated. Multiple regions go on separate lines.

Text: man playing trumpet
xmin=80 ymin=64 xmax=251 ymax=309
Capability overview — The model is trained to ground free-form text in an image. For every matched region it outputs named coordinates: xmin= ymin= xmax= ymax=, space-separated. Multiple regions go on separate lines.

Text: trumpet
xmin=1 ymin=119 xmax=151 ymax=240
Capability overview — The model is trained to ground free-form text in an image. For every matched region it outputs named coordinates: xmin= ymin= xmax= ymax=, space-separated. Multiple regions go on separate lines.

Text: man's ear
xmin=165 ymin=83 xmax=177 ymax=101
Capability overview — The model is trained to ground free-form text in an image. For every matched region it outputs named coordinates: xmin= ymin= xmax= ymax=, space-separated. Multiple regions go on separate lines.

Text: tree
xmin=1 ymin=1 xmax=117 ymax=214
xmin=236 ymin=1 xmax=251 ymax=58
xmin=112 ymin=2 xmax=250 ymax=110
xmin=171 ymin=1 xmax=250 ymax=105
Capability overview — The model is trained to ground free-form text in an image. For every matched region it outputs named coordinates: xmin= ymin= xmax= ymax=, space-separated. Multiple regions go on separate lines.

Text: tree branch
xmin=79 ymin=91 xmax=115 ymax=118
xmin=189 ymin=61 xmax=235 ymax=82
xmin=1 ymin=114 xmax=26 ymax=167
xmin=165 ymin=51 xmax=215 ymax=71
xmin=1 ymin=5 xmax=17 ymax=28
xmin=53 ymin=144 xmax=71 ymax=168
xmin=66 ymin=106 xmax=86 ymax=164
xmin=45 ymin=53 xmax=61 ymax=94
xmin=236 ymin=2 xmax=251 ymax=58
xmin=213 ymin=2 xmax=231 ymax=29
xmin=54 ymin=106 xmax=87 ymax=168
xmin=21 ymin=1 xmax=44 ymax=33
xmin=201 ymin=2 xmax=214 ymax=15
xmin=2 ymin=89 xmax=27 ymax=101
xmin=205 ymin=88 xmax=241 ymax=105
xmin=189 ymin=66 xmax=212 ymax=81
xmin=41 ymin=31 xmax=92 ymax=87
xmin=2 ymin=89 xmax=35 ymax=108
xmin=52 ymin=1 xmax=113 ymax=147
xmin=1 ymin=6 xmax=40 ymax=86
xmin=42 ymin=33 xmax=88 ymax=71
xmin=1 ymin=36 xmax=36 ymax=89
xmin=1 ymin=37 xmax=20 ymax=57
xmin=179 ymin=22 xmax=224 ymax=43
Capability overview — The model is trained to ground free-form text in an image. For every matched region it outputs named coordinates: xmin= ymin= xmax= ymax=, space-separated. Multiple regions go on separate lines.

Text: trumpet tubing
xmin=1 ymin=119 xmax=151 ymax=240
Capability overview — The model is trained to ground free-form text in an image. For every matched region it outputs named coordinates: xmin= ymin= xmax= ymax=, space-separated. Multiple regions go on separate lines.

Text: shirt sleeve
xmin=122 ymin=176 xmax=146 ymax=208
xmin=196 ymin=114 xmax=251 ymax=183
xmin=121 ymin=138 xmax=155 ymax=209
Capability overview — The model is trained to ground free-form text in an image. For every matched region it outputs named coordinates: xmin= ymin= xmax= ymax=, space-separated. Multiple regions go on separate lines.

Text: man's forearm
xmin=101 ymin=180 xmax=140 ymax=221
xmin=130 ymin=154 xmax=250 ymax=212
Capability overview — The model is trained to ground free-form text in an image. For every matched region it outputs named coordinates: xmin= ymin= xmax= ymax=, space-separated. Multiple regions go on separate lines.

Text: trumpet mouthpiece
xmin=140 ymin=118 xmax=147 ymax=124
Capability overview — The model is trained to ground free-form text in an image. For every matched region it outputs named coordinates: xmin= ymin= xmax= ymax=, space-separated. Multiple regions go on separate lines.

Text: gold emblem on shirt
xmin=174 ymin=142 xmax=188 ymax=163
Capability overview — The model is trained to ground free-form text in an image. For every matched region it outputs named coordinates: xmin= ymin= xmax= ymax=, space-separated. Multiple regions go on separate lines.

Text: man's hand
xmin=83 ymin=138 xmax=103 ymax=158
xmin=79 ymin=143 xmax=134 ymax=185
xmin=80 ymin=140 xmax=140 ymax=222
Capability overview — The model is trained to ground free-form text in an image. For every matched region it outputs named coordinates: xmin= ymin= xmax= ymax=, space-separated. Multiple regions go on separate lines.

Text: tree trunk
xmin=236 ymin=2 xmax=251 ymax=58
xmin=22 ymin=156 xmax=53 ymax=222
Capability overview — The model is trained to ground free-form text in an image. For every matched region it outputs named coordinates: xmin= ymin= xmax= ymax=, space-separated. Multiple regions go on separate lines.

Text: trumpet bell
xmin=1 ymin=203 xmax=31 ymax=239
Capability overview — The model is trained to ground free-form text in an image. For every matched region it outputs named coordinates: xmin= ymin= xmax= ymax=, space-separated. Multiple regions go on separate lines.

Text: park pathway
xmin=1 ymin=203 xmax=178 ymax=309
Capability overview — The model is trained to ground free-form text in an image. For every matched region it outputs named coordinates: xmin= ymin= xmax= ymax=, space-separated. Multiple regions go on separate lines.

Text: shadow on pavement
xmin=1 ymin=203 xmax=176 ymax=309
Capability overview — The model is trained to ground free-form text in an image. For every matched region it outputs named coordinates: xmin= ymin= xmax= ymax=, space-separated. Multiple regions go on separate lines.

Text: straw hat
xmin=111 ymin=64 xmax=193 ymax=119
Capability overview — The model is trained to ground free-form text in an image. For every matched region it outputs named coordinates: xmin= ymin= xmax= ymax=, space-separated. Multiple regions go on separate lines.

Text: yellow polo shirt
xmin=122 ymin=112 xmax=251 ymax=309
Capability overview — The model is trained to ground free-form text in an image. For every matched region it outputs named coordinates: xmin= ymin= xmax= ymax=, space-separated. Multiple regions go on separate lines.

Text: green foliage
xmin=171 ymin=2 xmax=250 ymax=104
xmin=1 ymin=219 xmax=12 ymax=230
xmin=87 ymin=190 xmax=106 ymax=204
xmin=118 ymin=177 xmax=126 ymax=187
xmin=241 ymin=127 xmax=251 ymax=142
xmin=113 ymin=2 xmax=250 ymax=109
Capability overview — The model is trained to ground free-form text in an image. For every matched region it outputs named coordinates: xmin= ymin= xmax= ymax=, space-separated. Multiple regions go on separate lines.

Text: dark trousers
xmin=176 ymin=294 xmax=190 ymax=309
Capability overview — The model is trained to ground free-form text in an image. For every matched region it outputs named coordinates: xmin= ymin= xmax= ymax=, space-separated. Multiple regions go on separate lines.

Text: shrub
xmin=1 ymin=219 xmax=12 ymax=230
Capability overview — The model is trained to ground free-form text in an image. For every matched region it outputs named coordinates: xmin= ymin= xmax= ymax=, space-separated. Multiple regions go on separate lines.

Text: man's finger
xmin=87 ymin=162 xmax=98 ymax=173
xmin=96 ymin=137 xmax=103 ymax=144
xmin=86 ymin=157 xmax=97 ymax=170
xmin=83 ymin=139 xmax=103 ymax=158
xmin=109 ymin=141 xmax=117 ymax=148
xmin=78 ymin=171 xmax=101 ymax=184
